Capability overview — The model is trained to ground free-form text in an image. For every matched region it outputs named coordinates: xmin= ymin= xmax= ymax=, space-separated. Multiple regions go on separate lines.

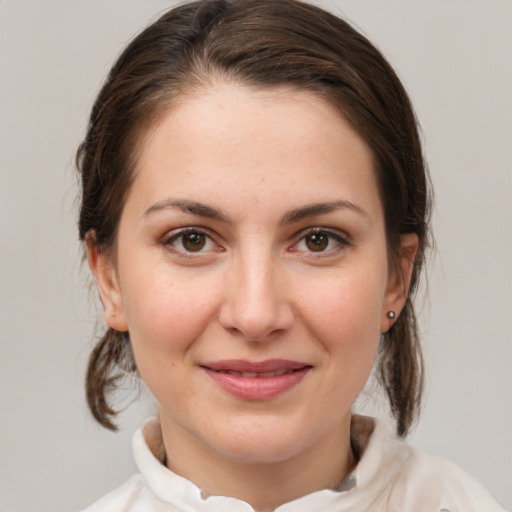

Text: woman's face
xmin=90 ymin=83 xmax=414 ymax=466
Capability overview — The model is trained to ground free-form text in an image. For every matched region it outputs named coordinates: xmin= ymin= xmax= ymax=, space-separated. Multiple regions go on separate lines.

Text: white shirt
xmin=82 ymin=416 xmax=505 ymax=512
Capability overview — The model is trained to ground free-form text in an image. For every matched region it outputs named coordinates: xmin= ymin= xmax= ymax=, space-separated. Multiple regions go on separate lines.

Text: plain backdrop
xmin=0 ymin=0 xmax=510 ymax=510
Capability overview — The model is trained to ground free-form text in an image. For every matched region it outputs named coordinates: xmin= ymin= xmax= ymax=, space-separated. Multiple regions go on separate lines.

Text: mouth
xmin=200 ymin=359 xmax=312 ymax=400
xmin=207 ymin=368 xmax=300 ymax=378
xmin=200 ymin=359 xmax=311 ymax=375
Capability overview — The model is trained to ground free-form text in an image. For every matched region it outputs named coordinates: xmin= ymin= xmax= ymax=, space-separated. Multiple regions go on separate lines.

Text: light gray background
xmin=0 ymin=1 xmax=510 ymax=510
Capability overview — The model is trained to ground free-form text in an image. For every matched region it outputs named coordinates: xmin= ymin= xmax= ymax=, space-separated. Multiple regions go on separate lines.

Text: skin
xmin=88 ymin=83 xmax=417 ymax=512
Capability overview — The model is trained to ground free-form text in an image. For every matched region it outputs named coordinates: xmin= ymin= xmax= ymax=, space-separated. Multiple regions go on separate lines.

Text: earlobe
xmin=381 ymin=233 xmax=419 ymax=332
xmin=86 ymin=235 xmax=128 ymax=332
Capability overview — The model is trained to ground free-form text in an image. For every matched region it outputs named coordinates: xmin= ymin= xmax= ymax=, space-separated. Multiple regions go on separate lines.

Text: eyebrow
xmin=143 ymin=198 xmax=369 ymax=224
xmin=280 ymin=200 xmax=369 ymax=224
xmin=144 ymin=199 xmax=231 ymax=223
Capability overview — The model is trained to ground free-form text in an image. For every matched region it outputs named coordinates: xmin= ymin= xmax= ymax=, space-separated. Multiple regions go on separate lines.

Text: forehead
xmin=128 ymin=82 xmax=382 ymax=221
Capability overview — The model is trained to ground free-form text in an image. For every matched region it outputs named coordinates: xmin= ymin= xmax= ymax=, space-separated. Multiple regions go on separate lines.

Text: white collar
xmin=132 ymin=415 xmax=404 ymax=512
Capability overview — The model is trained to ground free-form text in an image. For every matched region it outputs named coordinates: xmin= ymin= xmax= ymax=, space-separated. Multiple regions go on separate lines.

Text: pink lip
xmin=201 ymin=359 xmax=312 ymax=400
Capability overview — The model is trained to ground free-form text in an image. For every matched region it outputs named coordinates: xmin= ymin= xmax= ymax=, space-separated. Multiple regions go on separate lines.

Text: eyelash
xmin=161 ymin=227 xmax=219 ymax=256
xmin=290 ymin=228 xmax=350 ymax=256
xmin=160 ymin=227 xmax=350 ymax=257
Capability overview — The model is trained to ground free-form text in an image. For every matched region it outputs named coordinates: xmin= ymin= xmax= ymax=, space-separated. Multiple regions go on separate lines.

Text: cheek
xmin=295 ymin=272 xmax=385 ymax=400
xmin=296 ymin=272 xmax=386 ymax=344
xmin=119 ymin=267 xmax=222 ymax=364
xmin=310 ymin=279 xmax=384 ymax=397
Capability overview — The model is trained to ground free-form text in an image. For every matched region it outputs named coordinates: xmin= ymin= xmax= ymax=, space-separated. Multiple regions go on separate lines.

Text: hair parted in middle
xmin=77 ymin=0 xmax=431 ymax=436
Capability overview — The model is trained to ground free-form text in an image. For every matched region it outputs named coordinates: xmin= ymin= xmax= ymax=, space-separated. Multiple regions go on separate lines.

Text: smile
xmin=212 ymin=368 xmax=296 ymax=378
xmin=200 ymin=360 xmax=312 ymax=400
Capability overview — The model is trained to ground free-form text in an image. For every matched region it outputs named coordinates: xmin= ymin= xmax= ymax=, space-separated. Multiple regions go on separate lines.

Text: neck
xmin=159 ymin=414 xmax=356 ymax=512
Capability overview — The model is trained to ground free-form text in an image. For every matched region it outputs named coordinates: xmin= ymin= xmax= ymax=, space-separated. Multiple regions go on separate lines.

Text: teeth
xmin=258 ymin=371 xmax=276 ymax=378
xmin=219 ymin=369 xmax=294 ymax=378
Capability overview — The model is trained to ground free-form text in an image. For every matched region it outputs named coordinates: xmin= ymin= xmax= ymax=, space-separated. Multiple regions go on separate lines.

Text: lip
xmin=200 ymin=359 xmax=312 ymax=400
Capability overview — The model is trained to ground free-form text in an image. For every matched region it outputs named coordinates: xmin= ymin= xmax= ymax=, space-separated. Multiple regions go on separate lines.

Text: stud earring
xmin=386 ymin=311 xmax=396 ymax=319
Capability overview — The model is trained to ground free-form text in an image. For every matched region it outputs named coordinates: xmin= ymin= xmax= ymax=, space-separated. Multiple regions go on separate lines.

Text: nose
xmin=218 ymin=251 xmax=294 ymax=341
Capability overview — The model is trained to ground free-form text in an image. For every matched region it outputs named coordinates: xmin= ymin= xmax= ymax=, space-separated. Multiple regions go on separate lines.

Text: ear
xmin=86 ymin=235 xmax=128 ymax=332
xmin=381 ymin=233 xmax=419 ymax=333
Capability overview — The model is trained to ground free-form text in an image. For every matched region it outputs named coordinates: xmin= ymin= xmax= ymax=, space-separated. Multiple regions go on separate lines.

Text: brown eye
xmin=305 ymin=232 xmax=329 ymax=251
xmin=181 ymin=232 xmax=207 ymax=252
xmin=292 ymin=229 xmax=348 ymax=255
xmin=164 ymin=228 xmax=217 ymax=256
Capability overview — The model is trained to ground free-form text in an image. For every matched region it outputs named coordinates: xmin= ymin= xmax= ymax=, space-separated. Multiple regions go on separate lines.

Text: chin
xmin=208 ymin=418 xmax=323 ymax=465
xmin=219 ymin=439 xmax=302 ymax=465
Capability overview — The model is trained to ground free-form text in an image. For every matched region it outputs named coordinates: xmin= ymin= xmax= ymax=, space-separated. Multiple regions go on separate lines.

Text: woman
xmin=77 ymin=0 xmax=504 ymax=510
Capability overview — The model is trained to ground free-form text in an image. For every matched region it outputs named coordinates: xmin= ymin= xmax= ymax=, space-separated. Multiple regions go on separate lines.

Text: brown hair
xmin=77 ymin=0 xmax=431 ymax=436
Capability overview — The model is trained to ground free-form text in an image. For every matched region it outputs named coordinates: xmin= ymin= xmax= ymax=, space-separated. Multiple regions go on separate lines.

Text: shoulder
xmin=385 ymin=439 xmax=505 ymax=512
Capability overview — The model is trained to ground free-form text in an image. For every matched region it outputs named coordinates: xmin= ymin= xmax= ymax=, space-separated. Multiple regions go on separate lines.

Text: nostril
xmin=218 ymin=269 xmax=294 ymax=340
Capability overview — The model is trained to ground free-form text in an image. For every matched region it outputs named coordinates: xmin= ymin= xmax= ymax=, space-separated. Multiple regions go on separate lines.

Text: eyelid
xmin=289 ymin=227 xmax=351 ymax=254
xmin=160 ymin=226 xmax=222 ymax=255
xmin=159 ymin=226 xmax=350 ymax=258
